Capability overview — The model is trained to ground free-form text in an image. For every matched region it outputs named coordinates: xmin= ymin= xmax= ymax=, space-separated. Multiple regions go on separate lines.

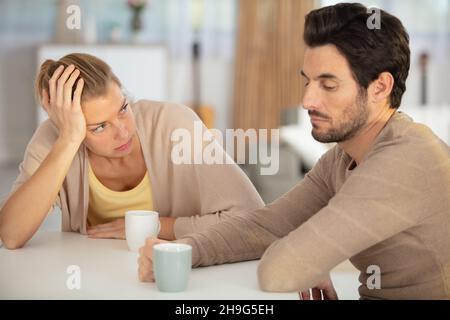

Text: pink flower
xmin=127 ymin=0 xmax=148 ymax=10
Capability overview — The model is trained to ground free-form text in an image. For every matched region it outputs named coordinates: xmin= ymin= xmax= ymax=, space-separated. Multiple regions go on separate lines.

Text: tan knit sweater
xmin=178 ymin=111 xmax=450 ymax=300
xmin=0 ymin=100 xmax=264 ymax=239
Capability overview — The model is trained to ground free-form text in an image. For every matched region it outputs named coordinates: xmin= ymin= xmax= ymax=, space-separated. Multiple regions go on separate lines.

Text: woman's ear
xmin=41 ymin=88 xmax=50 ymax=112
xmin=368 ymin=72 xmax=394 ymax=104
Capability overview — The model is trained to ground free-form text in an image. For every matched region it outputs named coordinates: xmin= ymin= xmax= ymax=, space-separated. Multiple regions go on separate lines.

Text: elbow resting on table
xmin=0 ymin=228 xmax=26 ymax=250
xmin=257 ymin=259 xmax=298 ymax=292
xmin=257 ymin=257 xmax=320 ymax=292
xmin=0 ymin=218 xmax=25 ymax=250
xmin=1 ymin=236 xmax=25 ymax=250
xmin=0 ymin=228 xmax=25 ymax=249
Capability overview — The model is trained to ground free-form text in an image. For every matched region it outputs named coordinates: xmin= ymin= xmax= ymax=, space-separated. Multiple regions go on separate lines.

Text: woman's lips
xmin=114 ymin=138 xmax=132 ymax=151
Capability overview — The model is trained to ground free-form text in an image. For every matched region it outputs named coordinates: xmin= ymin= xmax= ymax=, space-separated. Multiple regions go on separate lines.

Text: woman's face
xmin=82 ymin=83 xmax=137 ymax=158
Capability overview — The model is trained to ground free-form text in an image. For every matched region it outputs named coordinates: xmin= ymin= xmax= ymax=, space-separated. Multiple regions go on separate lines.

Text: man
xmin=138 ymin=3 xmax=450 ymax=299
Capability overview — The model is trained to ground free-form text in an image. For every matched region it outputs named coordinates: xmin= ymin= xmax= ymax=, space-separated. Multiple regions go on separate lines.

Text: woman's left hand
xmin=86 ymin=217 xmax=177 ymax=240
xmin=87 ymin=218 xmax=125 ymax=239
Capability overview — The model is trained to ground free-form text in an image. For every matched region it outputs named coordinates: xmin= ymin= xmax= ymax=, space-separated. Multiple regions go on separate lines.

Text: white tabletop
xmin=0 ymin=232 xmax=360 ymax=300
xmin=0 ymin=232 xmax=299 ymax=300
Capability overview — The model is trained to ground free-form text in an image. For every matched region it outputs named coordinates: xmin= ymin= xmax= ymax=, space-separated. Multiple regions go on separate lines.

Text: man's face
xmin=301 ymin=44 xmax=369 ymax=143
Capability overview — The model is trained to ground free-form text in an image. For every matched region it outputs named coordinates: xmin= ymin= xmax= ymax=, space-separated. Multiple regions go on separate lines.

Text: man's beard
xmin=311 ymin=88 xmax=369 ymax=143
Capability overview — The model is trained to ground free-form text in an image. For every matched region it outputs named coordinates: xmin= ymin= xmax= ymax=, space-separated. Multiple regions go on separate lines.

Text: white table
xmin=0 ymin=232 xmax=296 ymax=300
xmin=0 ymin=232 xmax=359 ymax=300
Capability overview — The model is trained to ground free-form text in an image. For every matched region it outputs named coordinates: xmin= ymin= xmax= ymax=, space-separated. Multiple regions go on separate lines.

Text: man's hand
xmin=87 ymin=218 xmax=125 ymax=239
xmin=299 ymin=276 xmax=338 ymax=300
xmin=138 ymin=238 xmax=168 ymax=282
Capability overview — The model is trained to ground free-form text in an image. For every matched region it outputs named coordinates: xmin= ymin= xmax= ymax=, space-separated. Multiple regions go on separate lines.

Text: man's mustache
xmin=308 ymin=110 xmax=330 ymax=120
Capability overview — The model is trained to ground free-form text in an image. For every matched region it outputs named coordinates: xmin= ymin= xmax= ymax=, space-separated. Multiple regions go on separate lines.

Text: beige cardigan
xmin=1 ymin=100 xmax=264 ymax=239
xmin=177 ymin=112 xmax=450 ymax=299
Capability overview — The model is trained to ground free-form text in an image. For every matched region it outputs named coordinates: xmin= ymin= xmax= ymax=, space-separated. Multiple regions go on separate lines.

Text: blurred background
xmin=0 ymin=0 xmax=449 ymax=298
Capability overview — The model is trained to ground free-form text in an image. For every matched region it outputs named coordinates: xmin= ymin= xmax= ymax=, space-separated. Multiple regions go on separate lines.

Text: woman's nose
xmin=114 ymin=121 xmax=128 ymax=139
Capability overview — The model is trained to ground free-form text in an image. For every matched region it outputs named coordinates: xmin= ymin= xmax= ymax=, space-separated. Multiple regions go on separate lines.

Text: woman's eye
xmin=92 ymin=123 xmax=106 ymax=134
xmin=120 ymin=104 xmax=129 ymax=114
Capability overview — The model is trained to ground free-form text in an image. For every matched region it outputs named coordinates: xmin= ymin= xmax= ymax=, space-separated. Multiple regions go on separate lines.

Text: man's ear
xmin=368 ymin=72 xmax=394 ymax=104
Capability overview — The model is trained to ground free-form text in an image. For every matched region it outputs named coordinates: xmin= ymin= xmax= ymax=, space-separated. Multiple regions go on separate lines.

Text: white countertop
xmin=280 ymin=108 xmax=333 ymax=169
xmin=0 ymin=232 xmax=360 ymax=300
xmin=280 ymin=106 xmax=449 ymax=169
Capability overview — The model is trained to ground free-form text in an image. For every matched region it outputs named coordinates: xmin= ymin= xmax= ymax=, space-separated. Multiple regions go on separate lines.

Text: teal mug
xmin=153 ymin=243 xmax=192 ymax=292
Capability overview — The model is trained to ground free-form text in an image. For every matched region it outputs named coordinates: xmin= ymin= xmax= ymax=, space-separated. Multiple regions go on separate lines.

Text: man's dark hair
xmin=304 ymin=3 xmax=410 ymax=109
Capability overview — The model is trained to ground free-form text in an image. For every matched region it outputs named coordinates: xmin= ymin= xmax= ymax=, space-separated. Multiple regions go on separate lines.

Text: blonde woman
xmin=0 ymin=53 xmax=263 ymax=249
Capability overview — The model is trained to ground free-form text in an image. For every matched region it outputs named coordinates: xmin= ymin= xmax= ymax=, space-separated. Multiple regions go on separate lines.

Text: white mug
xmin=125 ymin=210 xmax=161 ymax=252
xmin=153 ymin=243 xmax=192 ymax=292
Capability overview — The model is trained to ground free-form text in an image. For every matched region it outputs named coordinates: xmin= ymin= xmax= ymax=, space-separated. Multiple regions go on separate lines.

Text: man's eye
xmin=322 ymin=84 xmax=337 ymax=91
xmin=92 ymin=123 xmax=106 ymax=134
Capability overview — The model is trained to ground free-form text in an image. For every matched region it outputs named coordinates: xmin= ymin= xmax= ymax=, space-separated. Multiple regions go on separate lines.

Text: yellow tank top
xmin=87 ymin=164 xmax=154 ymax=226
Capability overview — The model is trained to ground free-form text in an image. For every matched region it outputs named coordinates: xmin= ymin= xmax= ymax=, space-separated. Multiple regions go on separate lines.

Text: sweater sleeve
xmin=173 ymin=151 xmax=265 ymax=238
xmin=256 ymin=145 xmax=441 ymax=292
xmin=165 ymin=105 xmax=265 ymax=239
xmin=172 ymin=132 xmax=266 ymax=238
xmin=0 ymin=121 xmax=61 ymax=215
xmin=175 ymin=149 xmax=335 ymax=266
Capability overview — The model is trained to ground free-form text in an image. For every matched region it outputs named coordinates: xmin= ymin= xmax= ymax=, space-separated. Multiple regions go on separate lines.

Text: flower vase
xmin=131 ymin=9 xmax=144 ymax=43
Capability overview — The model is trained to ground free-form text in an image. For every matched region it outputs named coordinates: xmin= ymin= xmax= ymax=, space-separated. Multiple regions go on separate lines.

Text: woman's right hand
xmin=41 ymin=64 xmax=86 ymax=144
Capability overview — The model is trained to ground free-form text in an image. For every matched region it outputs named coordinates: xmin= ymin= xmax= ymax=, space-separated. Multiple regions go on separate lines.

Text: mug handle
xmin=157 ymin=220 xmax=161 ymax=235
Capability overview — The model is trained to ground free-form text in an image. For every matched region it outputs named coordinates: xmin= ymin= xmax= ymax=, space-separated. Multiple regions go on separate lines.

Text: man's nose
xmin=302 ymin=85 xmax=320 ymax=111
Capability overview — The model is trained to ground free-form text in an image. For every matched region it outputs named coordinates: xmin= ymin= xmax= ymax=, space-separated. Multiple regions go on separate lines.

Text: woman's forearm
xmin=0 ymin=137 xmax=81 ymax=249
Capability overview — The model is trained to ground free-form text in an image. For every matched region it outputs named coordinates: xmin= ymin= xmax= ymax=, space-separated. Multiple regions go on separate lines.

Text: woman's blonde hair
xmin=35 ymin=52 xmax=122 ymax=103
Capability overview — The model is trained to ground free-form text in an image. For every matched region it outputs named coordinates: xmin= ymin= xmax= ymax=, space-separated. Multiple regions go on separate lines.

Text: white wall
xmin=168 ymin=58 xmax=234 ymax=132
xmin=0 ymin=53 xmax=233 ymax=165
xmin=403 ymin=37 xmax=450 ymax=108
xmin=0 ymin=1 xmax=235 ymax=165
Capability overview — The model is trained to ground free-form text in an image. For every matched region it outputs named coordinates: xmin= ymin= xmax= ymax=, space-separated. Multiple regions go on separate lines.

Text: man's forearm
xmin=159 ymin=217 xmax=176 ymax=240
xmin=175 ymin=165 xmax=332 ymax=267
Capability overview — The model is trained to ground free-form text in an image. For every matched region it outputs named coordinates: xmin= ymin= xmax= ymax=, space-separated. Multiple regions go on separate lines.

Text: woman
xmin=0 ymin=53 xmax=264 ymax=249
